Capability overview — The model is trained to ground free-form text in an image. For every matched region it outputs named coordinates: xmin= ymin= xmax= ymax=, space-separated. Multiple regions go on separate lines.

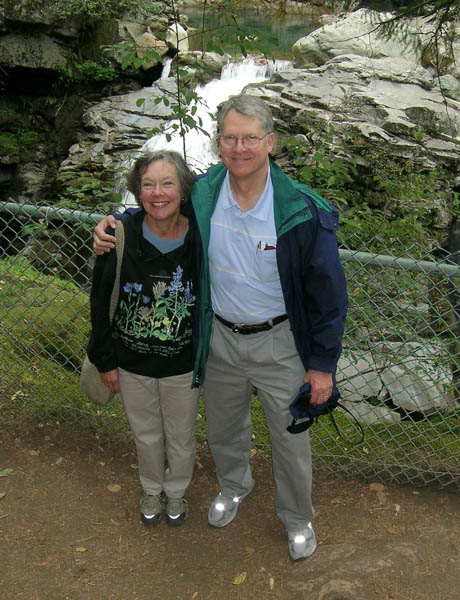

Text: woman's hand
xmin=100 ymin=369 xmax=120 ymax=394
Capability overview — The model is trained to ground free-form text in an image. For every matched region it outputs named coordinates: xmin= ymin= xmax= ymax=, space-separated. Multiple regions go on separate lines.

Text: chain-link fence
xmin=1 ymin=201 xmax=459 ymax=489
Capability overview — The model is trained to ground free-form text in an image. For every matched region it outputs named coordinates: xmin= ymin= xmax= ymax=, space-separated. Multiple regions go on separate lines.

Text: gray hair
xmin=126 ymin=149 xmax=195 ymax=206
xmin=216 ymin=94 xmax=274 ymax=135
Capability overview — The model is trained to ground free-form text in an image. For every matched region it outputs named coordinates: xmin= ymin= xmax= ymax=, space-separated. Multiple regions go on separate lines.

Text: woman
xmin=87 ymin=150 xmax=199 ymax=528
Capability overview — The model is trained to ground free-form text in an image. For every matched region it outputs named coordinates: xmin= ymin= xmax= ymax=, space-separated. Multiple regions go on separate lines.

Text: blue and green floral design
xmin=115 ymin=266 xmax=194 ymax=342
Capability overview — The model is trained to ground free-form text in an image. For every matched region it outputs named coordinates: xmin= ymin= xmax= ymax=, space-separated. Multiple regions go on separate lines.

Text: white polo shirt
xmin=208 ymin=168 xmax=286 ymax=324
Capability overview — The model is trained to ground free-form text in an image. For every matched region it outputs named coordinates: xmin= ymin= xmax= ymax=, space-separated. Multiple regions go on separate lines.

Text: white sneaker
xmin=208 ymin=484 xmax=254 ymax=528
xmin=287 ymin=522 xmax=317 ymax=561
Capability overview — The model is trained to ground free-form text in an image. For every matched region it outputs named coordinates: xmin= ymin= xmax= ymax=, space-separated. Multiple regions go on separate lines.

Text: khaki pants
xmin=118 ymin=368 xmax=200 ymax=498
xmin=204 ymin=317 xmax=314 ymax=531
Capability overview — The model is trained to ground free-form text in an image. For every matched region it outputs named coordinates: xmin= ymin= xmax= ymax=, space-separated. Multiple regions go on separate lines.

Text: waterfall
xmin=123 ymin=57 xmax=292 ymax=205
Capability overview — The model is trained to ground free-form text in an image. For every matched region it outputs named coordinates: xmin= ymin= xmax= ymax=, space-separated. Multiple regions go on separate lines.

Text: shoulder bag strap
xmin=108 ymin=220 xmax=125 ymax=323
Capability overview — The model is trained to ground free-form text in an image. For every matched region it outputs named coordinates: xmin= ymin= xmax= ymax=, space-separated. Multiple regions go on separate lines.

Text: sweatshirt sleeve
xmin=86 ymin=240 xmax=118 ymax=373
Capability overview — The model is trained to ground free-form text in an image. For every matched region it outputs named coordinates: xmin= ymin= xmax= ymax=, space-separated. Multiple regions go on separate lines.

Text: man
xmin=93 ymin=94 xmax=348 ymax=561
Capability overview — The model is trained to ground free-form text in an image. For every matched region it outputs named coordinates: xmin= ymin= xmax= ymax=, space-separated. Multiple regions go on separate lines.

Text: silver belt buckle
xmin=232 ymin=322 xmax=245 ymax=333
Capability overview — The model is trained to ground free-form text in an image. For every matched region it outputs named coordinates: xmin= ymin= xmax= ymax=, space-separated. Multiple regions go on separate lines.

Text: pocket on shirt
xmin=255 ymin=248 xmax=278 ymax=283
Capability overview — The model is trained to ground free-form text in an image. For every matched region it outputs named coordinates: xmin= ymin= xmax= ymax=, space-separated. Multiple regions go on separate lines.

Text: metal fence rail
xmin=1 ymin=201 xmax=459 ymax=488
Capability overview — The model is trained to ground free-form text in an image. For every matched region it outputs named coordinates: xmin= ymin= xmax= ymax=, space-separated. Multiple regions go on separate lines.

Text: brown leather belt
xmin=215 ymin=313 xmax=288 ymax=335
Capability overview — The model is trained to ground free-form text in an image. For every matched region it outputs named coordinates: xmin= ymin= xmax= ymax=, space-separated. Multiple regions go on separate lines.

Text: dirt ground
xmin=1 ymin=421 xmax=459 ymax=600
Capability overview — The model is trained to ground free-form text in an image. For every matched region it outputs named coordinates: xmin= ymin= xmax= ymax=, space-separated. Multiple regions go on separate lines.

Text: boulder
xmin=260 ymin=53 xmax=460 ymax=177
xmin=58 ymin=79 xmax=178 ymax=180
xmin=166 ymin=22 xmax=189 ymax=52
xmin=338 ymin=342 xmax=456 ymax=425
xmin=0 ymin=1 xmax=82 ymax=71
xmin=0 ymin=32 xmax=71 ymax=71
xmin=292 ymin=8 xmax=459 ymax=74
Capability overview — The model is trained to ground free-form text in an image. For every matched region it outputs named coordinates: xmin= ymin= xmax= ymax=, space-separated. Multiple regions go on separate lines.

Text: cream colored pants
xmin=118 ymin=368 xmax=200 ymax=498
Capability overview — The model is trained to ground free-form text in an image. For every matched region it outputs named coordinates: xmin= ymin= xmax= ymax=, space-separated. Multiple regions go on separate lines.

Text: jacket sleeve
xmin=87 ymin=237 xmax=118 ymax=373
xmin=114 ymin=207 xmax=141 ymax=219
xmin=298 ymin=205 xmax=348 ymax=373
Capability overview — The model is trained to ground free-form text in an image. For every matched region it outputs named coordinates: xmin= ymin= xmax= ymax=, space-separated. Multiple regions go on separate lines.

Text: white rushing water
xmin=145 ymin=57 xmax=292 ymax=170
xmin=123 ymin=57 xmax=291 ymax=205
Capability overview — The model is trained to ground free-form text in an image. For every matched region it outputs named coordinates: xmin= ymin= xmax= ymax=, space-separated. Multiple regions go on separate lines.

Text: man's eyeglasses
xmin=217 ymin=133 xmax=271 ymax=149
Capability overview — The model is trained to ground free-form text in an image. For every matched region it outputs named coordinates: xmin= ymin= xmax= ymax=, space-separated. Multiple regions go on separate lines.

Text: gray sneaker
xmin=165 ymin=497 xmax=189 ymax=527
xmin=140 ymin=493 xmax=164 ymax=527
xmin=208 ymin=483 xmax=254 ymax=528
xmin=287 ymin=522 xmax=317 ymax=561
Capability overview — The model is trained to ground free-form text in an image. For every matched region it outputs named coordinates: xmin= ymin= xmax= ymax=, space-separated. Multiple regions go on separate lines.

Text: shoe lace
xmin=167 ymin=497 xmax=186 ymax=515
xmin=141 ymin=494 xmax=163 ymax=514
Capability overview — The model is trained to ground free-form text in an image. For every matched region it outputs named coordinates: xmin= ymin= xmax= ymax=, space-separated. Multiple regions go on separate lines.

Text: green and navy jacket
xmin=190 ymin=160 xmax=348 ymax=387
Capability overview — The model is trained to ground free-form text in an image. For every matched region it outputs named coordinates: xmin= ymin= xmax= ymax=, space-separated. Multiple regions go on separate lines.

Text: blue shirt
xmin=208 ymin=168 xmax=286 ymax=323
xmin=142 ymin=221 xmax=187 ymax=253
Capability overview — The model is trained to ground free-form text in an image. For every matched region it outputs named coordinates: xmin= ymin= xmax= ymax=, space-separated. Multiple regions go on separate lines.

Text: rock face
xmin=1 ymin=6 xmax=459 ymax=212
xmin=259 ymin=53 xmax=460 ymax=173
xmin=60 ymin=9 xmax=460 ymax=201
xmin=0 ymin=1 xmax=188 ymax=202
xmin=58 ymin=79 xmax=178 ymax=179
xmin=292 ymin=8 xmax=459 ymax=73
xmin=0 ymin=2 xmax=81 ymax=72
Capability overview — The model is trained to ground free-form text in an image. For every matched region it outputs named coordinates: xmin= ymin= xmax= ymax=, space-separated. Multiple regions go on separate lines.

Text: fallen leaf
xmin=107 ymin=484 xmax=121 ymax=493
xmin=369 ymin=482 xmax=385 ymax=492
xmin=29 ymin=450 xmax=39 ymax=456
xmin=0 ymin=492 xmax=5 ymax=500
xmin=55 ymin=457 xmax=63 ymax=465
xmin=75 ymin=547 xmax=87 ymax=552
xmin=233 ymin=571 xmax=247 ymax=585
xmin=387 ymin=526 xmax=405 ymax=535
xmin=192 ymin=593 xmax=198 ymax=599
xmin=0 ymin=469 xmax=12 ymax=477
xmin=369 ymin=482 xmax=387 ymax=504
xmin=269 ymin=577 xmax=274 ymax=590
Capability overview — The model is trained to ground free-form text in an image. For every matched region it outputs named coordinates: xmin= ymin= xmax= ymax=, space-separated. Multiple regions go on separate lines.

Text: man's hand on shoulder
xmin=93 ymin=215 xmax=118 ymax=255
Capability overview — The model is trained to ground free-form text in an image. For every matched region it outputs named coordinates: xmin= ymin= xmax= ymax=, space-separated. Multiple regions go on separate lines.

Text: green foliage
xmin=52 ymin=0 xmax=119 ymax=23
xmin=338 ymin=205 xmax=429 ymax=255
xmin=105 ymin=40 xmax=162 ymax=71
xmin=56 ymin=167 xmax=123 ymax=213
xmin=0 ymin=256 xmax=88 ymax=370
xmin=0 ymin=256 xmax=128 ymax=431
xmin=51 ymin=0 xmax=165 ymax=24
xmin=58 ymin=55 xmax=117 ymax=85
xmin=285 ymin=120 xmax=457 ymax=258
xmin=55 ymin=150 xmax=125 ymax=214
xmin=285 ymin=124 xmax=361 ymax=207
xmin=0 ymin=131 xmax=42 ymax=162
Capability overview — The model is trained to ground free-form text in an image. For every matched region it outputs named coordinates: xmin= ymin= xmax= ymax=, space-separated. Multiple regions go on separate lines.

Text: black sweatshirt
xmin=87 ymin=209 xmax=196 ymax=378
